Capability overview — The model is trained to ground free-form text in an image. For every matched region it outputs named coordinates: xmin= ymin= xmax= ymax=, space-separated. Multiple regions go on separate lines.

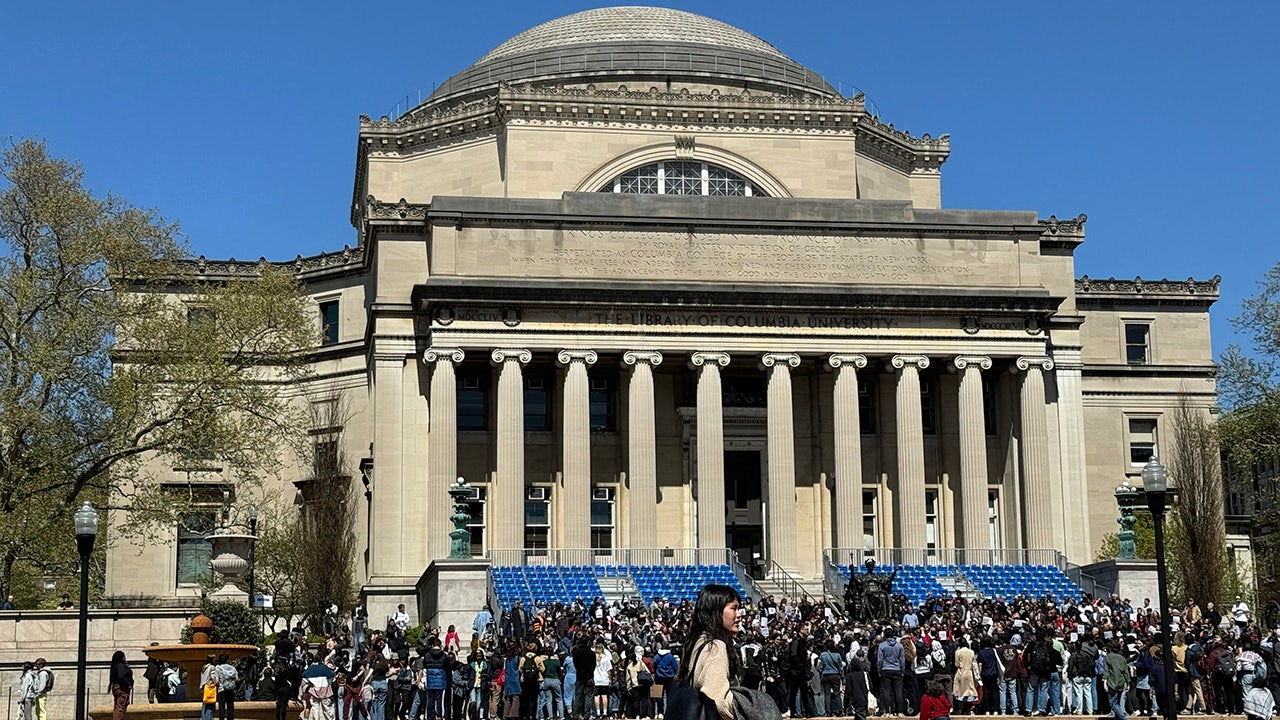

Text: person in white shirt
xmin=1234 ymin=596 xmax=1252 ymax=630
xmin=389 ymin=603 xmax=411 ymax=633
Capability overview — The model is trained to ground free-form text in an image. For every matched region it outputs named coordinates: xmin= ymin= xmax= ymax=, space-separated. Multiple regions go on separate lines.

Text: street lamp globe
xmin=73 ymin=501 xmax=98 ymax=538
xmin=1141 ymin=457 xmax=1168 ymax=494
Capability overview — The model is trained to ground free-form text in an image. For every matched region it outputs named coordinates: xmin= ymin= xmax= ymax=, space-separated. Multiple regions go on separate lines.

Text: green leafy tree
xmin=0 ymin=139 xmax=315 ymax=601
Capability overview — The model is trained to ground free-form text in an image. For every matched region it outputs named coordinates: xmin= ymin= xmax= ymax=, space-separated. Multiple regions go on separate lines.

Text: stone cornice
xmin=173 ymin=246 xmax=365 ymax=282
xmin=1075 ymin=275 xmax=1221 ymax=301
xmin=856 ymin=113 xmax=951 ymax=174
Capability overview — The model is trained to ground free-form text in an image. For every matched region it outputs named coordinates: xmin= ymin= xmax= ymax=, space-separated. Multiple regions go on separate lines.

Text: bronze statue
xmin=844 ymin=557 xmax=899 ymax=623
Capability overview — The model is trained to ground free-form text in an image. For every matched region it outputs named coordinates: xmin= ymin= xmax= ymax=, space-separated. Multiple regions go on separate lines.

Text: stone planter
xmin=208 ymin=533 xmax=255 ymax=603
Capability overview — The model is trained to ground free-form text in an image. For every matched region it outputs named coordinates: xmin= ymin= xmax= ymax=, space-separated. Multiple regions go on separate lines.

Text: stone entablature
xmin=1075 ymin=274 xmax=1222 ymax=299
xmin=173 ymin=247 xmax=364 ymax=281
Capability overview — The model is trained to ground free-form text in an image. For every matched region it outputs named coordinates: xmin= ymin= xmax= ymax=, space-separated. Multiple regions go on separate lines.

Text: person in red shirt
xmin=920 ymin=679 xmax=952 ymax=720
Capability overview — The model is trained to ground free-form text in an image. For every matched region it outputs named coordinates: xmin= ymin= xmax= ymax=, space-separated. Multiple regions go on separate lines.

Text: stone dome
xmin=426 ymin=5 xmax=837 ymax=103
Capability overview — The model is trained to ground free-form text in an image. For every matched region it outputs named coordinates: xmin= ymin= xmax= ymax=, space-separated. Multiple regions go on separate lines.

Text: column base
xmin=361 ymin=576 xmax=421 ymax=626
xmin=416 ymin=558 xmax=492 ymax=633
xmin=1078 ymin=559 xmax=1162 ymax=610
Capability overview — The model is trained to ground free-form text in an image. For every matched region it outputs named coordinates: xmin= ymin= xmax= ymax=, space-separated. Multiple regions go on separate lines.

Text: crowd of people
xmin=216 ymin=584 xmax=1275 ymax=720
xmin=27 ymin=583 xmax=1278 ymax=720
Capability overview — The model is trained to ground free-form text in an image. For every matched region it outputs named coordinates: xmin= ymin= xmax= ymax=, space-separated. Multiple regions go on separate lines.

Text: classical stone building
xmin=104 ymin=7 xmax=1220 ymax=616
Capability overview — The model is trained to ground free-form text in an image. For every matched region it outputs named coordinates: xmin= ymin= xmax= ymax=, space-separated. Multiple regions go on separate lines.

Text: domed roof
xmin=425 ymin=5 xmax=837 ymax=104
xmin=475 ymin=7 xmax=790 ymax=65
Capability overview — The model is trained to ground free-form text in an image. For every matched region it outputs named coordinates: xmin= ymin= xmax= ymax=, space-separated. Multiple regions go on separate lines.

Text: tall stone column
xmin=762 ymin=353 xmax=801 ymax=571
xmin=1016 ymin=356 xmax=1055 ymax=549
xmin=889 ymin=355 xmax=930 ymax=549
xmin=952 ymin=355 xmax=993 ymax=549
xmin=623 ymin=351 xmax=663 ymax=548
xmin=1054 ymin=351 xmax=1092 ymax=561
xmin=828 ymin=354 xmax=868 ymax=550
xmin=371 ymin=353 xmax=406 ymax=578
xmin=490 ymin=349 xmax=532 ymax=551
xmin=690 ymin=352 xmax=730 ymax=551
xmin=424 ymin=347 xmax=465 ymax=561
xmin=557 ymin=350 xmax=598 ymax=549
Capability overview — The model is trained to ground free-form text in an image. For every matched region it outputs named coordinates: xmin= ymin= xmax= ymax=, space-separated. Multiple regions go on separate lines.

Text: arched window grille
xmin=600 ymin=161 xmax=765 ymax=197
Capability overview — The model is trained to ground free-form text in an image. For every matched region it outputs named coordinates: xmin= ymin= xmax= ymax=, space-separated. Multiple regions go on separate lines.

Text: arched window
xmin=599 ymin=161 xmax=766 ymax=197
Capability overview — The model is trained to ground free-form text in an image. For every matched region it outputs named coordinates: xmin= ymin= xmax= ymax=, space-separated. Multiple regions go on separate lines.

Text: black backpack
xmin=1028 ymin=642 xmax=1056 ymax=676
xmin=1071 ymin=647 xmax=1096 ymax=678
xmin=1215 ymin=649 xmax=1236 ymax=677
xmin=521 ymin=657 xmax=541 ymax=685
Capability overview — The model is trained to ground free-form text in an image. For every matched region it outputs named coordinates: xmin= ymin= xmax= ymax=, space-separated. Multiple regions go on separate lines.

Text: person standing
xmin=1102 ymin=641 xmax=1129 ymax=720
xmin=32 ymin=658 xmax=52 ymax=720
xmin=877 ymin=630 xmax=906 ymax=717
xmin=110 ymin=651 xmax=134 ymax=720
xmin=200 ymin=654 xmax=220 ymax=720
xmin=819 ymin=640 xmax=846 ymax=717
xmin=142 ymin=644 xmax=162 ymax=703
xmin=676 ymin=584 xmax=744 ymax=720
xmin=571 ymin=639 xmax=596 ymax=720
xmin=17 ymin=661 xmax=37 ymax=720
xmin=216 ymin=653 xmax=240 ymax=720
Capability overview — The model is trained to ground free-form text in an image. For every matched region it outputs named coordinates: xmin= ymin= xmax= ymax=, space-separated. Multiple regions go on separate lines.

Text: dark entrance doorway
xmin=724 ymin=449 xmax=765 ymax=578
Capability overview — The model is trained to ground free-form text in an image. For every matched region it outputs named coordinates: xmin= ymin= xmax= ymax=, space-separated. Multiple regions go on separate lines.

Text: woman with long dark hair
xmin=110 ymin=651 xmax=134 ymax=720
xmin=677 ymin=584 xmax=744 ymax=720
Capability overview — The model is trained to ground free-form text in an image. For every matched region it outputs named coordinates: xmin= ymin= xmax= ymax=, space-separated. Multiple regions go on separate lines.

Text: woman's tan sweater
xmin=691 ymin=637 xmax=736 ymax=720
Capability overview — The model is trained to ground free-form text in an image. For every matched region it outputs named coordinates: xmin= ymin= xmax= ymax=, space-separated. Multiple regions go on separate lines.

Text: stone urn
xmin=208 ymin=532 xmax=255 ymax=603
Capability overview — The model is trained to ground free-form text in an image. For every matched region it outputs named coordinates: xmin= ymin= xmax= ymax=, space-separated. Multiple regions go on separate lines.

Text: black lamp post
xmin=1141 ymin=457 xmax=1177 ymax=720
xmin=73 ymin=500 xmax=99 ymax=720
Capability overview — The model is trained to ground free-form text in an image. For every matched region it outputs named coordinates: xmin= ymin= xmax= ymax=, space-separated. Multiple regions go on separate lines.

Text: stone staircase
xmin=936 ymin=572 xmax=982 ymax=600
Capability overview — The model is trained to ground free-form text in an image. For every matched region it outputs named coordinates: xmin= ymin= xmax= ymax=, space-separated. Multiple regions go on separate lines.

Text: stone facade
xmin=103 ymin=7 xmax=1220 ymax=619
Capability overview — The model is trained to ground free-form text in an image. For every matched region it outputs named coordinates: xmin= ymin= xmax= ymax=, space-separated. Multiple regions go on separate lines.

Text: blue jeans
xmin=202 ymin=703 xmax=215 ymax=720
xmin=470 ymin=686 xmax=489 ymax=720
xmin=1048 ymin=672 xmax=1061 ymax=715
xmin=1026 ymin=674 xmax=1048 ymax=714
xmin=409 ymin=688 xmax=426 ymax=720
xmin=998 ymin=677 xmax=1019 ymax=714
xmin=1071 ymin=677 xmax=1094 ymax=715
xmin=369 ymin=680 xmax=388 ymax=720
xmin=538 ymin=679 xmax=562 ymax=719
xmin=1109 ymin=687 xmax=1128 ymax=720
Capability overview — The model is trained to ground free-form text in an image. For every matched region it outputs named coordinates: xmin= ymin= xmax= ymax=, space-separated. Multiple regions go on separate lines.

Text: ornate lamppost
xmin=73 ymin=501 xmax=99 ymax=720
xmin=448 ymin=477 xmax=474 ymax=559
xmin=1115 ymin=479 xmax=1140 ymax=560
xmin=1141 ymin=457 xmax=1176 ymax=720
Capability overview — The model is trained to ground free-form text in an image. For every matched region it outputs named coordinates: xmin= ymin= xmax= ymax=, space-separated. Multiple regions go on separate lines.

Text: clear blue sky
xmin=3 ymin=1 xmax=1276 ymax=358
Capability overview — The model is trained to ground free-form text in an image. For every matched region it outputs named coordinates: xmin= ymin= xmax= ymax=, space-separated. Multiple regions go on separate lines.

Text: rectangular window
xmin=924 ymin=490 xmax=939 ymax=559
xmin=466 ymin=486 xmax=487 ymax=557
xmin=590 ymin=486 xmax=615 ymax=554
xmin=457 ymin=375 xmax=488 ymax=431
xmin=313 ymin=439 xmax=338 ymax=477
xmin=525 ymin=489 xmax=550 ymax=553
xmin=1129 ymin=418 xmax=1158 ymax=465
xmin=988 ymin=490 xmax=1001 ymax=549
xmin=862 ymin=490 xmax=878 ymax=549
xmin=589 ymin=376 xmax=615 ymax=431
xmin=921 ymin=379 xmax=937 ymax=435
xmin=1125 ymin=323 xmax=1151 ymax=365
xmin=524 ymin=375 xmax=551 ymax=431
xmin=186 ymin=306 xmax=216 ymax=326
xmin=319 ymin=300 xmax=339 ymax=346
xmin=176 ymin=512 xmax=215 ymax=586
xmin=859 ymin=380 xmax=876 ymax=435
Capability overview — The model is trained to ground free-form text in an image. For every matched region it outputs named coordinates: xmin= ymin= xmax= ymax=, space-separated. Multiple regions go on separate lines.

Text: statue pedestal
xmin=1079 ymin=559 xmax=1163 ymax=610
xmin=416 ymin=558 xmax=491 ymax=632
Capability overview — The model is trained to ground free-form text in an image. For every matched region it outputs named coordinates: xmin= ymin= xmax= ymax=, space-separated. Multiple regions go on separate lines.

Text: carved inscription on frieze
xmin=455 ymin=228 xmax=1014 ymax=286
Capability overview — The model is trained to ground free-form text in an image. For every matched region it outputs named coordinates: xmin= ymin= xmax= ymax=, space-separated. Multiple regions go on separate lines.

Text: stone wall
xmin=0 ymin=608 xmax=191 ymax=720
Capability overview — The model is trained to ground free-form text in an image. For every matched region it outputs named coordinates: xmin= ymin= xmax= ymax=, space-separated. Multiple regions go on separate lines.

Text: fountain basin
xmin=143 ymin=643 xmax=259 ymax=704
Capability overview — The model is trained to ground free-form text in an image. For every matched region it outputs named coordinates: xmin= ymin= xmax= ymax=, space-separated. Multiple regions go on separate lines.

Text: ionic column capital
xmin=556 ymin=349 xmax=599 ymax=367
xmin=622 ymin=350 xmax=664 ymax=367
xmin=689 ymin=351 xmax=730 ymax=369
xmin=827 ymin=353 xmax=868 ymax=370
xmin=423 ymin=347 xmax=465 ymax=364
xmin=760 ymin=352 xmax=801 ymax=370
xmin=951 ymin=355 xmax=993 ymax=372
xmin=490 ymin=348 xmax=532 ymax=366
xmin=888 ymin=354 xmax=931 ymax=372
xmin=1014 ymin=356 xmax=1055 ymax=372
